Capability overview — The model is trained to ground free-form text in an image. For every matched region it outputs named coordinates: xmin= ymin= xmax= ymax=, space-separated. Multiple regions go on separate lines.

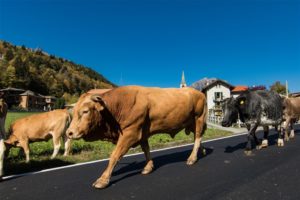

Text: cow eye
xmin=82 ymin=110 xmax=89 ymax=114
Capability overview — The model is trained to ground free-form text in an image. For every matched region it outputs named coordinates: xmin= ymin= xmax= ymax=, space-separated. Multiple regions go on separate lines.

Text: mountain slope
xmin=0 ymin=40 xmax=115 ymax=97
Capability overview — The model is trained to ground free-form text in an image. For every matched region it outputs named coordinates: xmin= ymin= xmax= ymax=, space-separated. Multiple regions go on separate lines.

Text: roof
xmin=20 ymin=90 xmax=44 ymax=98
xmin=87 ymin=89 xmax=112 ymax=95
xmin=0 ymin=87 xmax=25 ymax=92
xmin=201 ymin=79 xmax=234 ymax=92
xmin=20 ymin=90 xmax=36 ymax=96
xmin=232 ymin=85 xmax=248 ymax=92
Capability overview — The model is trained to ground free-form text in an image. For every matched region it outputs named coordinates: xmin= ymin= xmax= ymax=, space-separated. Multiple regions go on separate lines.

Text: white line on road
xmin=2 ymin=132 xmax=247 ymax=181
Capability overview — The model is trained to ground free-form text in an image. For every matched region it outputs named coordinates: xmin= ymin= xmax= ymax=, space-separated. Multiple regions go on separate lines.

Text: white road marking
xmin=2 ymin=132 xmax=247 ymax=180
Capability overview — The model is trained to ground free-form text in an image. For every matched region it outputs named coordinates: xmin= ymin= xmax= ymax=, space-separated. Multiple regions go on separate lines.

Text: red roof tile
xmin=232 ymin=86 xmax=248 ymax=92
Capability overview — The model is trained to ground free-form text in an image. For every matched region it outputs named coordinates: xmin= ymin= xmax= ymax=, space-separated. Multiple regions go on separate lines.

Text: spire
xmin=180 ymin=71 xmax=187 ymax=88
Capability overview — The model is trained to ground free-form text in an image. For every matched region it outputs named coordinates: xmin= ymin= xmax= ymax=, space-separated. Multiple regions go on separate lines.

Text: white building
xmin=200 ymin=80 xmax=234 ymax=123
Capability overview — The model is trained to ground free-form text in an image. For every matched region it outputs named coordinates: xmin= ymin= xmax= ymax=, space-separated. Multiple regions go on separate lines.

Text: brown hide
xmin=283 ymin=96 xmax=300 ymax=140
xmin=283 ymin=97 xmax=300 ymax=119
xmin=0 ymin=99 xmax=8 ymax=137
xmin=5 ymin=109 xmax=72 ymax=162
xmin=66 ymin=85 xmax=207 ymax=189
xmin=0 ymin=99 xmax=8 ymax=176
xmin=0 ymin=99 xmax=8 ymax=119
xmin=68 ymin=86 xmax=206 ymax=142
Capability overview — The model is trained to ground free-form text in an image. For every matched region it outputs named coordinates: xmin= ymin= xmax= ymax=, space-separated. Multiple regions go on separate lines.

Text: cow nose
xmin=66 ymin=130 xmax=73 ymax=138
xmin=221 ymin=121 xmax=227 ymax=127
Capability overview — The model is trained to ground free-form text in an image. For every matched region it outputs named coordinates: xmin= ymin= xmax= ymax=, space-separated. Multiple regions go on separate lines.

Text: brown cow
xmin=5 ymin=109 xmax=72 ymax=162
xmin=0 ymin=97 xmax=8 ymax=177
xmin=66 ymin=86 xmax=207 ymax=189
xmin=283 ymin=96 xmax=300 ymax=141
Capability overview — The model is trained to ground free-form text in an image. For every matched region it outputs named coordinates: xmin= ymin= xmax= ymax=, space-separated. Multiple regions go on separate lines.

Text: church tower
xmin=180 ymin=71 xmax=187 ymax=88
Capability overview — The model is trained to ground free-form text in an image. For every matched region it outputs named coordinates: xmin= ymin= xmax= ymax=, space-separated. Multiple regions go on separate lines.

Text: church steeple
xmin=180 ymin=71 xmax=187 ymax=88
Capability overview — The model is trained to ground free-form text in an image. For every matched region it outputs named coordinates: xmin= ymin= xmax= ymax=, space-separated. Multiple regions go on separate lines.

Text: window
xmin=214 ymin=92 xmax=223 ymax=100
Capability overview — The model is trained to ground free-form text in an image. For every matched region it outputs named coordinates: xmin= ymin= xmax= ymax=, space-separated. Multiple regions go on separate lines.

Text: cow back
xmin=10 ymin=109 xmax=70 ymax=140
xmin=238 ymin=90 xmax=283 ymax=125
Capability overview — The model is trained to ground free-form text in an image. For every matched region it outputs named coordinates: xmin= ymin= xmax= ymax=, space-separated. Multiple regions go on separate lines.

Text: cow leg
xmin=19 ymin=140 xmax=30 ymax=163
xmin=290 ymin=119 xmax=295 ymax=139
xmin=187 ymin=114 xmax=206 ymax=165
xmin=277 ymin=124 xmax=285 ymax=147
xmin=63 ymin=135 xmax=71 ymax=156
xmin=0 ymin=139 xmax=5 ymax=177
xmin=284 ymin=117 xmax=291 ymax=141
xmin=140 ymin=140 xmax=154 ymax=175
xmin=244 ymin=124 xmax=258 ymax=156
xmin=93 ymin=134 xmax=139 ymax=189
xmin=51 ymin=136 xmax=61 ymax=159
xmin=258 ymin=126 xmax=269 ymax=149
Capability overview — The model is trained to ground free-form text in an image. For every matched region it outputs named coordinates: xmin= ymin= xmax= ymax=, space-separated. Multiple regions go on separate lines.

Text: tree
xmin=5 ymin=49 xmax=14 ymax=61
xmin=53 ymin=98 xmax=66 ymax=109
xmin=270 ymin=81 xmax=287 ymax=95
xmin=5 ymin=65 xmax=16 ymax=86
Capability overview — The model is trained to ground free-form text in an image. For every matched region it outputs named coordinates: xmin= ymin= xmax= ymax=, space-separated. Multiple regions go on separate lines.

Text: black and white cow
xmin=221 ymin=90 xmax=284 ymax=155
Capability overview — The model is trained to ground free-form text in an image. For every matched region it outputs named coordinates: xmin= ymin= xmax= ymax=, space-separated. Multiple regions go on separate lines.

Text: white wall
xmin=206 ymin=84 xmax=231 ymax=110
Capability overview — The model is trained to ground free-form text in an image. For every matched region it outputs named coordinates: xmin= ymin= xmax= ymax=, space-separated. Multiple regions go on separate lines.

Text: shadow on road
xmin=110 ymin=147 xmax=214 ymax=186
xmin=3 ymin=159 xmax=74 ymax=181
xmin=224 ymin=130 xmax=286 ymax=153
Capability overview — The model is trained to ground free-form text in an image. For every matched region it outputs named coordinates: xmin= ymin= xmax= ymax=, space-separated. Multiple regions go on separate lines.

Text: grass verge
xmin=3 ymin=111 xmax=233 ymax=176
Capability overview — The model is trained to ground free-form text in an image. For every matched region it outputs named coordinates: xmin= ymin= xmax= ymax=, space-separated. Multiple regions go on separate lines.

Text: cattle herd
xmin=0 ymin=86 xmax=299 ymax=189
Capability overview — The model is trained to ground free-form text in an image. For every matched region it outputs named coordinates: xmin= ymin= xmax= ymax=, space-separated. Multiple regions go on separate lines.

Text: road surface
xmin=1 ymin=126 xmax=300 ymax=200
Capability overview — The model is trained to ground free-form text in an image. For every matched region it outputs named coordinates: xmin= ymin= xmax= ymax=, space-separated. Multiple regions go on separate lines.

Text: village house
xmin=200 ymin=79 xmax=234 ymax=124
xmin=0 ymin=87 xmax=56 ymax=111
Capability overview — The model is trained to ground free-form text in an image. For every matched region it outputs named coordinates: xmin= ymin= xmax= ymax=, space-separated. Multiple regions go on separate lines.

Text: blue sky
xmin=0 ymin=0 xmax=299 ymax=91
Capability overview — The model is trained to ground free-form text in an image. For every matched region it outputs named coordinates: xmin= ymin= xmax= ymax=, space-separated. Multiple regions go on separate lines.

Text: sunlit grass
xmin=4 ymin=111 xmax=232 ymax=176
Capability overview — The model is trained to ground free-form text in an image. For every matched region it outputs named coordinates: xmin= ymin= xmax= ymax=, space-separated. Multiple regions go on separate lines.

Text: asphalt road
xmin=1 ymin=126 xmax=300 ymax=200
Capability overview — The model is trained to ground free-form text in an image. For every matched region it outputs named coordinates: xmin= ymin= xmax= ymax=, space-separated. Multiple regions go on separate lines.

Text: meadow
xmin=4 ymin=111 xmax=232 ymax=176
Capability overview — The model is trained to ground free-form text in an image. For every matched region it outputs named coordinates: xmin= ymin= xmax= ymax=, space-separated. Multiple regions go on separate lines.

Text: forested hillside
xmin=0 ymin=40 xmax=115 ymax=98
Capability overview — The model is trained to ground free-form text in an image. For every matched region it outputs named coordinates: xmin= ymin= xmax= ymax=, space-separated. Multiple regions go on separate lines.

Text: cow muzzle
xmin=221 ymin=121 xmax=231 ymax=127
xmin=66 ymin=129 xmax=81 ymax=139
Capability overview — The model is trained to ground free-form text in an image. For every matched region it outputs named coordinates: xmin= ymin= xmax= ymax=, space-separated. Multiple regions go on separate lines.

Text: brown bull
xmin=66 ymin=86 xmax=207 ymax=189
xmin=0 ymin=97 xmax=8 ymax=177
xmin=5 ymin=109 xmax=72 ymax=162
xmin=283 ymin=96 xmax=300 ymax=141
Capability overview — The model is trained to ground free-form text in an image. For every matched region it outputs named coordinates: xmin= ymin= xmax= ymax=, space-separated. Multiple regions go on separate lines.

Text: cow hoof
xmin=186 ymin=158 xmax=197 ymax=165
xmin=202 ymin=148 xmax=207 ymax=156
xmin=142 ymin=161 xmax=154 ymax=175
xmin=244 ymin=150 xmax=253 ymax=156
xmin=257 ymin=140 xmax=268 ymax=150
xmin=284 ymin=137 xmax=289 ymax=142
xmin=92 ymin=178 xmax=110 ymax=189
xmin=142 ymin=167 xmax=153 ymax=175
xmin=290 ymin=131 xmax=295 ymax=139
xmin=277 ymin=139 xmax=284 ymax=147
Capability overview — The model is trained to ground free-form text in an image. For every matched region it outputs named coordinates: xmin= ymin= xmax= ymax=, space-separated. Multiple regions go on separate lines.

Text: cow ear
xmin=91 ymin=94 xmax=106 ymax=111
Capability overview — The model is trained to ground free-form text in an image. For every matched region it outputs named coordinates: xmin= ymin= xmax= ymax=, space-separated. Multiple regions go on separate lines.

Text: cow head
xmin=221 ymin=96 xmax=246 ymax=127
xmin=66 ymin=93 xmax=106 ymax=139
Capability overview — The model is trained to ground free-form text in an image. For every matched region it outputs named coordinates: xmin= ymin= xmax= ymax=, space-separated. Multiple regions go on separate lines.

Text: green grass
xmin=3 ymin=111 xmax=233 ymax=176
